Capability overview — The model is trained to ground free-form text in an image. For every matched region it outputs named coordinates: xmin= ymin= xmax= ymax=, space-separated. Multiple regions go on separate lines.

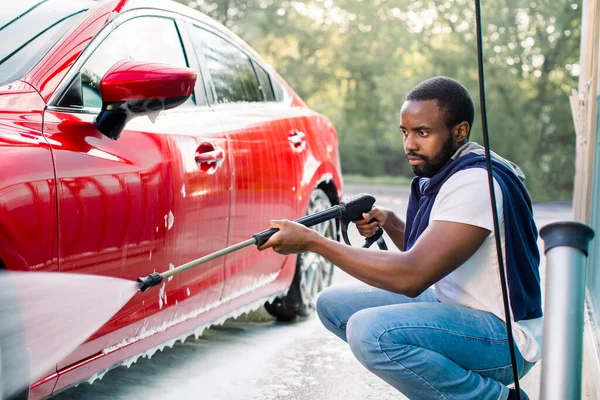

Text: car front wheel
xmin=264 ymin=188 xmax=337 ymax=321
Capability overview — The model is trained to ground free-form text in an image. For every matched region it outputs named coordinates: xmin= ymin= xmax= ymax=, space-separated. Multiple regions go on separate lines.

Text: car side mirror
xmin=95 ymin=60 xmax=197 ymax=140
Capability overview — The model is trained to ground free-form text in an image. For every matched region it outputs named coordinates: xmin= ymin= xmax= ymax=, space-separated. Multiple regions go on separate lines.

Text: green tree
xmin=176 ymin=0 xmax=582 ymax=201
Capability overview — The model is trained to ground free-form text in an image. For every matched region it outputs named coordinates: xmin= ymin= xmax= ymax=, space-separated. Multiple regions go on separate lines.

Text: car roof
xmin=121 ymin=0 xmax=263 ymax=60
xmin=25 ymin=0 xmax=269 ymax=102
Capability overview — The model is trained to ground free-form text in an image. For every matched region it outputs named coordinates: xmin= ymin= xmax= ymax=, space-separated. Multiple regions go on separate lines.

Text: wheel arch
xmin=315 ymin=180 xmax=341 ymax=241
xmin=301 ymin=163 xmax=343 ymax=240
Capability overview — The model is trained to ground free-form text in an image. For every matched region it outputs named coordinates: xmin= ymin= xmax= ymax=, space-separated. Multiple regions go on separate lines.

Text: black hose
xmin=473 ymin=0 xmax=521 ymax=397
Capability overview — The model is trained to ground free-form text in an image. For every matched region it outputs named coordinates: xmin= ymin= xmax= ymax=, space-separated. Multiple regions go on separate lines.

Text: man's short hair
xmin=406 ymin=76 xmax=475 ymax=134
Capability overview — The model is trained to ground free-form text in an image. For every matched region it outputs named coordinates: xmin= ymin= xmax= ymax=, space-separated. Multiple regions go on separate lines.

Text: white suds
xmin=94 ymin=289 xmax=286 ymax=383
xmin=167 ymin=211 xmax=174 ymax=230
xmin=158 ymin=283 xmax=167 ymax=310
xmin=168 ymin=263 xmax=175 ymax=282
xmin=102 ymin=273 xmax=281 ymax=355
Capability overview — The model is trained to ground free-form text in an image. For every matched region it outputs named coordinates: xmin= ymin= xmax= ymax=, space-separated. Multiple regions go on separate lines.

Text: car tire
xmin=265 ymin=188 xmax=337 ymax=321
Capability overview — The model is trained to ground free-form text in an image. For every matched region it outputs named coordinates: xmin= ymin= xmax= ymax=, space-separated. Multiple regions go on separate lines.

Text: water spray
xmin=138 ymin=193 xmax=387 ymax=292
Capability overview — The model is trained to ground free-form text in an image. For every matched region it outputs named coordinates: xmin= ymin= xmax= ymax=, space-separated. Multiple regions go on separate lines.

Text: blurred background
xmin=175 ymin=0 xmax=582 ymax=203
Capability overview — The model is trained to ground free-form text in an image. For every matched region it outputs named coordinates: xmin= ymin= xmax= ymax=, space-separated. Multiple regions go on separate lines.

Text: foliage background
xmin=176 ymin=0 xmax=582 ymax=202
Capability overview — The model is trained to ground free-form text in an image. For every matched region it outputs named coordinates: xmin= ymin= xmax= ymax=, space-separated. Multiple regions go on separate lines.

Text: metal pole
xmin=540 ymin=221 xmax=595 ymax=400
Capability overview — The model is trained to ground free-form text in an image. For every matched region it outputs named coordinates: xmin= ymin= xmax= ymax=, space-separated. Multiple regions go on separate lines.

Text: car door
xmin=0 ymin=82 xmax=60 ymax=399
xmin=44 ymin=14 xmax=229 ymax=373
xmin=188 ymin=25 xmax=304 ymax=299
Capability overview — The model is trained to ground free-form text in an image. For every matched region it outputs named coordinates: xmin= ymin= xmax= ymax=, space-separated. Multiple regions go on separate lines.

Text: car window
xmin=190 ymin=27 xmax=261 ymax=104
xmin=0 ymin=1 xmax=91 ymax=86
xmin=252 ymin=60 xmax=275 ymax=102
xmin=79 ymin=16 xmax=200 ymax=108
xmin=271 ymin=76 xmax=286 ymax=102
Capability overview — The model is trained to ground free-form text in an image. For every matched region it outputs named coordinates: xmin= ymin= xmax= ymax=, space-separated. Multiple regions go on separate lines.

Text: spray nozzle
xmin=137 ymin=272 xmax=163 ymax=292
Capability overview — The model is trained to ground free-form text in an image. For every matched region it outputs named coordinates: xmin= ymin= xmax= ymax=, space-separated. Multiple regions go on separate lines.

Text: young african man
xmin=259 ymin=76 xmax=541 ymax=400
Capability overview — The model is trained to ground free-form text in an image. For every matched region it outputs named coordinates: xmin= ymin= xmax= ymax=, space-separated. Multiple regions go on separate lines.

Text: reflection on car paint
xmin=85 ymin=148 xmax=123 ymax=162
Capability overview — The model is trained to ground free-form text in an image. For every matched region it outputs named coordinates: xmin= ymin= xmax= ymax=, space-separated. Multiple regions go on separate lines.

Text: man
xmin=258 ymin=76 xmax=542 ymax=400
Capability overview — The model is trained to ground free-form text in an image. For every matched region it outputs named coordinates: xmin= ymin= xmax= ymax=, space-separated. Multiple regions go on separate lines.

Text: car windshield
xmin=0 ymin=0 xmax=95 ymax=86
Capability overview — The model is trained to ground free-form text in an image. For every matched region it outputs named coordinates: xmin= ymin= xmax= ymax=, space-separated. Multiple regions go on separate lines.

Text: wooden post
xmin=572 ymin=0 xmax=600 ymax=223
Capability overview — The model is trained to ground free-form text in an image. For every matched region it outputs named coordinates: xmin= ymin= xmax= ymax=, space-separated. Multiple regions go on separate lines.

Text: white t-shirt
xmin=430 ymin=168 xmax=543 ymax=363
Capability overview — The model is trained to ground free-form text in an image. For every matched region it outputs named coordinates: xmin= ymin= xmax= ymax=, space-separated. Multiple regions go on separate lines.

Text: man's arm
xmin=380 ymin=211 xmax=406 ymax=250
xmin=260 ymin=219 xmax=489 ymax=297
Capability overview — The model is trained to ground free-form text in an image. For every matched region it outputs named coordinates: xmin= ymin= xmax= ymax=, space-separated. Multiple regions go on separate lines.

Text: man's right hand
xmin=354 ymin=206 xmax=393 ymax=238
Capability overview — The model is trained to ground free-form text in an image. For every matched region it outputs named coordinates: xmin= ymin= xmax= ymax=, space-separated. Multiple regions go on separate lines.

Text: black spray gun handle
xmin=339 ymin=193 xmax=387 ymax=249
xmin=363 ymin=225 xmax=387 ymax=249
xmin=253 ymin=193 xmax=387 ymax=250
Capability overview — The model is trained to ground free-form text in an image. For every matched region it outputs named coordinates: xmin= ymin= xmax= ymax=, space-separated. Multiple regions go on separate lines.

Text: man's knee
xmin=315 ymin=285 xmax=343 ymax=325
xmin=346 ymin=308 xmax=416 ymax=370
xmin=315 ymin=287 xmax=329 ymax=321
xmin=346 ymin=309 xmax=385 ymax=369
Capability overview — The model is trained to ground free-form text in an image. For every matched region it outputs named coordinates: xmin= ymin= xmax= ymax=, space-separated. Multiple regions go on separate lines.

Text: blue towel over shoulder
xmin=403 ymin=152 xmax=542 ymax=322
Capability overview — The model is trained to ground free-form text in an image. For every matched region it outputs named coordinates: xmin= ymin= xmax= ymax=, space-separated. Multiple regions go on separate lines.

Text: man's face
xmin=400 ymin=100 xmax=455 ymax=178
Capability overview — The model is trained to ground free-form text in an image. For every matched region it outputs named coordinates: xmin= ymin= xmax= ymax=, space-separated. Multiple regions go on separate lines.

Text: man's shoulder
xmin=431 ymin=166 xmax=502 ymax=230
xmin=435 ymin=166 xmax=503 ymax=211
xmin=441 ymin=167 xmax=490 ymax=190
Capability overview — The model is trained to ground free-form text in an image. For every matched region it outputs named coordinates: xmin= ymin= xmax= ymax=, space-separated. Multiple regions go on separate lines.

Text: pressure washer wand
xmin=138 ymin=205 xmax=345 ymax=292
xmin=137 ymin=193 xmax=383 ymax=292
xmin=137 ymin=238 xmax=261 ymax=292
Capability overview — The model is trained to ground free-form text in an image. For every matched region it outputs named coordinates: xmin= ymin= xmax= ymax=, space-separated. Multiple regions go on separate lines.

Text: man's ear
xmin=454 ymin=122 xmax=470 ymax=144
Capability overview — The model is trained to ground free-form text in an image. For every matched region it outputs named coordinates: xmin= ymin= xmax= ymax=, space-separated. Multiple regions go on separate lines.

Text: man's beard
xmin=407 ymin=138 xmax=456 ymax=178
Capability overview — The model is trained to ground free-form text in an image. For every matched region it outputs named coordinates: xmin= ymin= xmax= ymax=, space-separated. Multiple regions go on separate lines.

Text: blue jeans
xmin=316 ymin=282 xmax=535 ymax=400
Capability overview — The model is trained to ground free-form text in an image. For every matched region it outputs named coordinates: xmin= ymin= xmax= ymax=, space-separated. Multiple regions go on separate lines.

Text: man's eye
xmin=419 ymin=131 xmax=428 ymax=137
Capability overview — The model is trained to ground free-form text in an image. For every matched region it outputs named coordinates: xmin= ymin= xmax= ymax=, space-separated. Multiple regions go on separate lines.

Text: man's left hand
xmin=257 ymin=220 xmax=316 ymax=254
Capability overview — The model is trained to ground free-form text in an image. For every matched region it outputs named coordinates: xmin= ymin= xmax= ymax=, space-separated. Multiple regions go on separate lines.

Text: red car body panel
xmin=0 ymin=81 xmax=61 ymax=397
xmin=218 ymin=106 xmax=303 ymax=299
xmin=0 ymin=81 xmax=58 ymax=274
xmin=0 ymin=1 xmax=343 ymax=398
xmin=44 ymin=104 xmax=231 ymax=365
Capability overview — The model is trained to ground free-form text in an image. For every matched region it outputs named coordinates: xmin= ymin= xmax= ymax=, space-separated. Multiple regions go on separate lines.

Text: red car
xmin=0 ymin=0 xmax=342 ymax=398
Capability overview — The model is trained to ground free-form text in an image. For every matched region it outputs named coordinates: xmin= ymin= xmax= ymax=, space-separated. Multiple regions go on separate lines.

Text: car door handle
xmin=288 ymin=130 xmax=306 ymax=150
xmin=195 ymin=144 xmax=224 ymax=174
xmin=195 ymin=148 xmax=224 ymax=164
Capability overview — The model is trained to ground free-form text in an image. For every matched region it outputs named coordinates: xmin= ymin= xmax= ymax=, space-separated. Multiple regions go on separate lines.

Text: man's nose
xmin=404 ymin=132 xmax=418 ymax=152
